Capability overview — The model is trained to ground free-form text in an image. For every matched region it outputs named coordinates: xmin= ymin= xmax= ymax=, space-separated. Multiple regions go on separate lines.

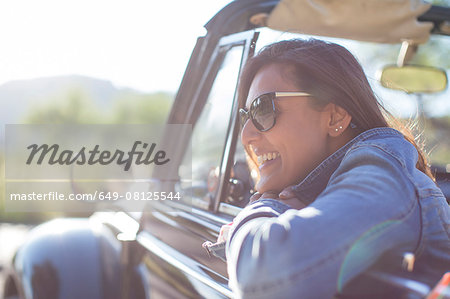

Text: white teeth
xmin=257 ymin=152 xmax=279 ymax=165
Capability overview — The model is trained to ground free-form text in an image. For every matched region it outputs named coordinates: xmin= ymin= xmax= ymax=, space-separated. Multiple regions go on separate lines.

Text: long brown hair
xmin=238 ymin=39 xmax=434 ymax=180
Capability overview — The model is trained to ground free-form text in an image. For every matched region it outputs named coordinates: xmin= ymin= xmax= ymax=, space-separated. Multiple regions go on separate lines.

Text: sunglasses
xmin=239 ymin=91 xmax=312 ymax=132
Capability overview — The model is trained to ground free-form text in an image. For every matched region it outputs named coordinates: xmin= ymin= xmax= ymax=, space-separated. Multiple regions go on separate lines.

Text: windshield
xmin=253 ymin=28 xmax=450 ymax=169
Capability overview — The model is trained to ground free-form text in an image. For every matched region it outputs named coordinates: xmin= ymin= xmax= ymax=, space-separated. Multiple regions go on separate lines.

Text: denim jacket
xmin=226 ymin=127 xmax=450 ymax=298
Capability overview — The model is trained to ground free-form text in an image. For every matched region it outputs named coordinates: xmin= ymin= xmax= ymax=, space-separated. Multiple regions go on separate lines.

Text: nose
xmin=240 ymin=116 xmax=261 ymax=147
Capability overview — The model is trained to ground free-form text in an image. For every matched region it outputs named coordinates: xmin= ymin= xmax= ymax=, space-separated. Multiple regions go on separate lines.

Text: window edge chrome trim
xmin=218 ymin=202 xmax=242 ymax=217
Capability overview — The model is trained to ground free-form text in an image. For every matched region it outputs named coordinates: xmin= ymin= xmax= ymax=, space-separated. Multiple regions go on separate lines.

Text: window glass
xmin=179 ymin=45 xmax=244 ymax=207
xmin=224 ymin=136 xmax=256 ymax=208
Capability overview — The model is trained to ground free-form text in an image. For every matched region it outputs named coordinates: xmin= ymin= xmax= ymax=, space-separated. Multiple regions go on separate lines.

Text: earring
xmin=335 ymin=126 xmax=343 ymax=132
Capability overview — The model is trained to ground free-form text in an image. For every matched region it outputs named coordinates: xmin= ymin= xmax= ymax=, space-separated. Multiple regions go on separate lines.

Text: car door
xmin=136 ymin=30 xmax=259 ymax=298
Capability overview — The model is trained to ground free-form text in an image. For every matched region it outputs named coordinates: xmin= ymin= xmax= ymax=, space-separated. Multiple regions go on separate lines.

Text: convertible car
xmin=3 ymin=0 xmax=450 ymax=298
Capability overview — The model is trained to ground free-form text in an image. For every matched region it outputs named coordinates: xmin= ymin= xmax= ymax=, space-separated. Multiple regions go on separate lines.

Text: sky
xmin=0 ymin=0 xmax=448 ymax=117
xmin=0 ymin=0 xmax=232 ymax=93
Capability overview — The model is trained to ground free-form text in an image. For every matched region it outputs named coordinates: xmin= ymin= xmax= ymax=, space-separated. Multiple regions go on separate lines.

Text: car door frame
xmin=136 ymin=30 xmax=259 ymax=298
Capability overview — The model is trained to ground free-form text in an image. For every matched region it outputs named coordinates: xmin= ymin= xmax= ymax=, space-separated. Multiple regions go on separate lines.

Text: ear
xmin=325 ymin=103 xmax=352 ymax=137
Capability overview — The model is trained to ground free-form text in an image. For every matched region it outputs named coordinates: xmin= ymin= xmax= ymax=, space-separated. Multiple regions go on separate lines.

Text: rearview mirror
xmin=379 ymin=65 xmax=448 ymax=93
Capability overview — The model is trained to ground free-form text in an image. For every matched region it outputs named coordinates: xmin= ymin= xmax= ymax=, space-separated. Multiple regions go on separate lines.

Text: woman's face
xmin=241 ymin=63 xmax=332 ymax=193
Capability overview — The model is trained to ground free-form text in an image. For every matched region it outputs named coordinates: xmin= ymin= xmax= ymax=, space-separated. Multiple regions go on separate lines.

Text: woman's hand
xmin=278 ymin=185 xmax=307 ymax=209
xmin=250 ymin=186 xmax=307 ymax=210
xmin=249 ymin=191 xmax=278 ymax=203
xmin=206 ymin=186 xmax=306 ymax=250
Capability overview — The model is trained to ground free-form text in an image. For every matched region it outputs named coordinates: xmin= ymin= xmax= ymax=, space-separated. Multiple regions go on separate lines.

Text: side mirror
xmin=379 ymin=65 xmax=448 ymax=93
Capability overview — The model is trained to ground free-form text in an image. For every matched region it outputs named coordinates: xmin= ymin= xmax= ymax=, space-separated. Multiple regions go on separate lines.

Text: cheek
xmin=275 ymin=117 xmax=327 ymax=177
xmin=274 ymin=113 xmax=321 ymax=151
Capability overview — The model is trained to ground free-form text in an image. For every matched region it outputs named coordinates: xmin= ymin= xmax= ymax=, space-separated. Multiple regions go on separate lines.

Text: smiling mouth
xmin=257 ymin=152 xmax=280 ymax=166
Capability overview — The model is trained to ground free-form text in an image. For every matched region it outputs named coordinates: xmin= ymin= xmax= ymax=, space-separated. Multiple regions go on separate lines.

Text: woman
xmin=225 ymin=39 xmax=450 ymax=298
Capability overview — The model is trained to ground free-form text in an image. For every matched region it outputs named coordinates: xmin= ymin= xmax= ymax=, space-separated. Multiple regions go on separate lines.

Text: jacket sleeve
xmin=225 ymin=145 xmax=421 ymax=299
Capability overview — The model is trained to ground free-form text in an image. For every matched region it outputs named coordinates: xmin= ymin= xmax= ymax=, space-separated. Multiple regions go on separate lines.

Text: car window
xmin=222 ymin=135 xmax=257 ymax=208
xmin=178 ymin=45 xmax=244 ymax=209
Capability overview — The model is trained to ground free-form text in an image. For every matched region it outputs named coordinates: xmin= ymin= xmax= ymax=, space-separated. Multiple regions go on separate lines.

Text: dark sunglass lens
xmin=251 ymin=94 xmax=275 ymax=131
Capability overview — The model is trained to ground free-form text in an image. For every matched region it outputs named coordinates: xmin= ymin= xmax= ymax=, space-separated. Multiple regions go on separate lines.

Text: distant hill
xmin=0 ymin=75 xmax=173 ymax=144
xmin=0 ymin=75 xmax=133 ymax=124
